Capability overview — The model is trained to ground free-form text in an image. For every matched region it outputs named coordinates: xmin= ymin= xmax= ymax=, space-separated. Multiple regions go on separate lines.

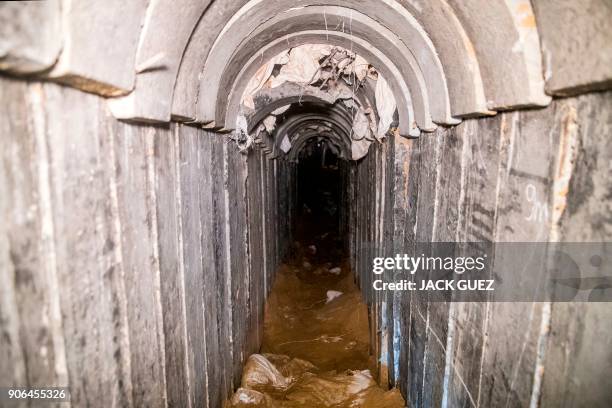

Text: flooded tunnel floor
xmin=226 ymin=216 xmax=405 ymax=408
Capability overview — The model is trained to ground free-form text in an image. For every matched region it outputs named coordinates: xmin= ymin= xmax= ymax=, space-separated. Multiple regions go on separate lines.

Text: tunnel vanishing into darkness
xmin=1 ymin=1 xmax=612 ymax=407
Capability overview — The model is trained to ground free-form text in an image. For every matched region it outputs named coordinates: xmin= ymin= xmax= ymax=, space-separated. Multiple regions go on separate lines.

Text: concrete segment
xmin=47 ymin=0 xmax=148 ymax=96
xmin=447 ymin=0 xmax=551 ymax=110
xmin=532 ymin=0 xmax=612 ymax=96
xmin=108 ymin=0 xmax=212 ymax=122
xmin=172 ymin=0 xmax=249 ymax=121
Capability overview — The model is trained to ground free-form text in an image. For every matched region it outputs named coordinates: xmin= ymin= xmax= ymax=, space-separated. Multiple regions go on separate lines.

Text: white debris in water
xmin=326 ymin=290 xmax=343 ymax=303
xmin=230 ymin=388 xmax=266 ymax=405
xmin=345 ymin=370 xmax=376 ymax=395
xmin=242 ymin=354 xmax=292 ymax=390
xmin=329 ymin=267 xmax=341 ymax=275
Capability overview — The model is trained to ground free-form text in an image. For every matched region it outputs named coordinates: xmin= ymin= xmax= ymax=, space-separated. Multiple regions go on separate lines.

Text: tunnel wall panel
xmin=154 ymin=124 xmax=190 ymax=408
xmin=179 ymin=125 xmax=211 ymax=408
xmin=0 ymin=80 xmax=70 ymax=395
xmin=0 ymin=78 xmax=275 ymax=407
xmin=540 ymin=91 xmax=612 ymax=408
xmin=345 ymin=91 xmax=612 ymax=407
xmin=226 ymin=141 xmax=251 ymax=387
xmin=111 ymin=118 xmax=168 ymax=408
xmin=246 ymin=147 xmax=265 ymax=354
xmin=200 ymin=134 xmax=228 ymax=407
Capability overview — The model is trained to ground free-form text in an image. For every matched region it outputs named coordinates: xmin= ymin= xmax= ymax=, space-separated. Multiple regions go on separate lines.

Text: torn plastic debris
xmin=241 ymin=354 xmax=293 ymax=391
xmin=229 ymin=353 xmax=405 ymax=407
xmin=242 ymin=51 xmax=290 ymax=109
xmin=285 ymin=369 xmax=375 ymax=406
xmin=351 ymin=108 xmax=370 ymax=141
xmin=329 ymin=267 xmax=341 ymax=275
xmin=263 ymin=115 xmax=276 ymax=133
xmin=269 ymin=44 xmax=333 ymax=88
xmin=375 ymin=74 xmax=397 ymax=140
xmin=280 ymin=134 xmax=292 ymax=153
xmin=233 ymin=114 xmax=255 ymax=152
xmin=229 ymin=388 xmax=268 ymax=406
xmin=271 ymin=105 xmax=290 ymax=115
xmin=351 ymin=138 xmax=371 ymax=160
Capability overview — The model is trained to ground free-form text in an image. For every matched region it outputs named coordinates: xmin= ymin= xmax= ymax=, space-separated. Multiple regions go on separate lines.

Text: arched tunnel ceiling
xmin=242 ymin=72 xmax=382 ymax=161
xmin=222 ymin=31 xmax=418 ymax=137
xmin=2 ymin=0 xmax=611 ymax=130
xmin=198 ymin=4 xmax=453 ymax=130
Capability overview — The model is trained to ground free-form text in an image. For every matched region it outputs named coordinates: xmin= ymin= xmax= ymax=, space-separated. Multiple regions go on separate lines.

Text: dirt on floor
xmin=225 ymin=218 xmax=405 ymax=408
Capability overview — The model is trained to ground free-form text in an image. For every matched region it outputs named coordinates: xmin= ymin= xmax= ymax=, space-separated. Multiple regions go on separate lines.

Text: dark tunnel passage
xmin=221 ymin=44 xmax=408 ymax=406
xmin=296 ymin=139 xmax=342 ymax=229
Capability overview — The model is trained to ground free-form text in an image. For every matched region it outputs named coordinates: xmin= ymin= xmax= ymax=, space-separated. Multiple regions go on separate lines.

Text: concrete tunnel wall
xmin=0 ymin=78 xmax=296 ymax=407
xmin=347 ymin=92 xmax=612 ymax=407
xmin=1 ymin=1 xmax=612 ymax=407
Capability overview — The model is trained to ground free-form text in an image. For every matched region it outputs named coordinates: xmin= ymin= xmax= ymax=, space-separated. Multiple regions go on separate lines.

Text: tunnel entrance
xmin=225 ymin=44 xmax=404 ymax=406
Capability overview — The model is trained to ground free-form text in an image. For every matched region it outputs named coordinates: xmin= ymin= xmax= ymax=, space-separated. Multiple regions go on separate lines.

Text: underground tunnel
xmin=1 ymin=1 xmax=612 ymax=407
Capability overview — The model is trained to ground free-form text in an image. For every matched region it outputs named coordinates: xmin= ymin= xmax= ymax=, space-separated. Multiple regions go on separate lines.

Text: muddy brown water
xmin=225 ymin=220 xmax=405 ymax=407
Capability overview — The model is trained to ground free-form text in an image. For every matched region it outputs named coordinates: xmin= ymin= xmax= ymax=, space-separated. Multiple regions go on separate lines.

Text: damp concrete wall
xmin=0 ymin=77 xmax=293 ymax=407
xmin=346 ymin=90 xmax=612 ymax=407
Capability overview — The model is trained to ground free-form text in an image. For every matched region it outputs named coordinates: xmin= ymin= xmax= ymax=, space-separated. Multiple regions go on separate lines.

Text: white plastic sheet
xmin=375 ymin=74 xmax=396 ymax=140
xmin=269 ymin=44 xmax=332 ymax=88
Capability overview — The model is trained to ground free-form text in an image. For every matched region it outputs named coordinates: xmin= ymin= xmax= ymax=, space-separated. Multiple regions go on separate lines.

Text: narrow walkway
xmin=226 ymin=217 xmax=405 ymax=407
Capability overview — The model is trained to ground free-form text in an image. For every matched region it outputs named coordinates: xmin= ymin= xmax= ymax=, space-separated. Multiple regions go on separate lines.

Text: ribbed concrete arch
xmin=206 ymin=7 xmax=441 ymax=132
xmin=287 ymin=127 xmax=350 ymax=161
xmin=221 ymin=31 xmax=419 ymax=137
xmin=171 ymin=0 xmax=250 ymax=121
xmin=244 ymin=83 xmax=346 ymax=133
xmin=270 ymin=107 xmax=356 ymax=160
xmin=276 ymin=112 xmax=354 ymax=145
xmin=196 ymin=3 xmax=454 ymax=128
xmin=246 ymin=80 xmax=378 ymax=134
xmin=278 ymin=113 xmax=354 ymax=141
xmin=287 ymin=131 xmax=348 ymax=162
xmin=396 ymin=0 xmax=490 ymax=117
xmin=100 ymin=0 xmax=552 ymax=127
xmin=170 ymin=0 xmax=489 ymax=121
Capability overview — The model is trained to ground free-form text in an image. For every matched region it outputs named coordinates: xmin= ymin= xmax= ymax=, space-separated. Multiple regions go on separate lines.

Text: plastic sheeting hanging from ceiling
xmin=238 ymin=44 xmax=398 ymax=161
